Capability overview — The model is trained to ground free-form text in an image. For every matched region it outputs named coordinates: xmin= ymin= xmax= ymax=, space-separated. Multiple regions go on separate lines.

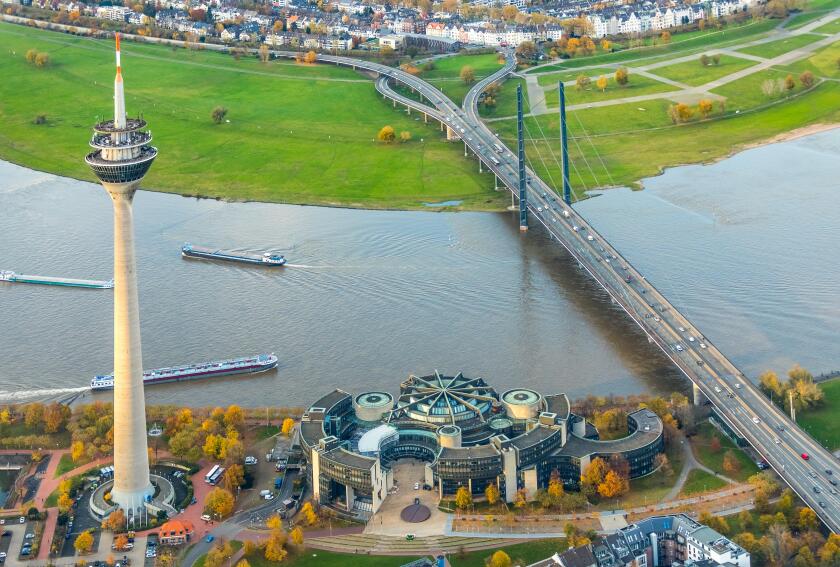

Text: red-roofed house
xmin=158 ymin=519 xmax=195 ymax=545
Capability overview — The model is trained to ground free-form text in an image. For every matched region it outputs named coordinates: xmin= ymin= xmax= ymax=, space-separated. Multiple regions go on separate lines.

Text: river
xmin=0 ymin=129 xmax=838 ymax=407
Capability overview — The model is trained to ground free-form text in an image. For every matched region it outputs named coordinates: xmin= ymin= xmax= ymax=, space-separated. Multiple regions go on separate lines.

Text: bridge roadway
xmin=276 ymin=49 xmax=840 ymax=531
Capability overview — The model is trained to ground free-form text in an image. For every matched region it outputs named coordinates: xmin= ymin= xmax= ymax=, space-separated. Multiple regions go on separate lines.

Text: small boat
xmin=181 ymin=243 xmax=286 ymax=266
xmin=91 ymin=353 xmax=278 ymax=390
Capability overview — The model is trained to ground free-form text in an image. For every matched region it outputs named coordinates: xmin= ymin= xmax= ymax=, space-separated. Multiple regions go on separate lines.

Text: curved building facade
xmin=300 ymin=371 xmax=664 ymax=516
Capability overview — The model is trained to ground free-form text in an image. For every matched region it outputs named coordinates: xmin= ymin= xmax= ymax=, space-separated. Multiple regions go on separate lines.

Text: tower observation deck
xmin=84 ymin=33 xmax=156 ymax=185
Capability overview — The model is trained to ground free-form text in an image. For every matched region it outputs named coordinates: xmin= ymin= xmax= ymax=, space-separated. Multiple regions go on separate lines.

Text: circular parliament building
xmin=300 ymin=372 xmax=664 ymax=517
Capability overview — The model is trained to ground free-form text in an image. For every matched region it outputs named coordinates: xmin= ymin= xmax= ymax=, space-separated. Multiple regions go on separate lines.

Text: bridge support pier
xmin=446 ymin=125 xmax=458 ymax=141
xmin=393 ymin=99 xmax=397 ymax=108
xmin=516 ymin=84 xmax=528 ymax=231
xmin=479 ymin=159 xmax=483 ymax=173
xmin=424 ymin=113 xmax=428 ymax=124
xmin=692 ymin=383 xmax=708 ymax=406
xmin=406 ymin=105 xmax=410 ymax=115
xmin=464 ymin=141 xmax=468 ymax=157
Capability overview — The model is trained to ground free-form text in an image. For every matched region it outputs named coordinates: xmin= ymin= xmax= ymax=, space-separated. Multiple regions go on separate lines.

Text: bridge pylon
xmin=517 ymin=84 xmax=527 ymax=231
xmin=559 ymin=82 xmax=572 ymax=206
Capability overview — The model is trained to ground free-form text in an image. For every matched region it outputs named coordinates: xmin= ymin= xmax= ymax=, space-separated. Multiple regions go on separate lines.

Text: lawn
xmin=419 ymin=52 xmax=504 ymax=105
xmin=0 ymin=23 xmax=505 ymax=211
xmin=797 ymin=377 xmax=840 ymax=450
xmin=737 ymin=33 xmax=825 ymax=58
xmin=450 ymin=539 xmax=567 ymax=567
xmin=651 ymin=54 xmax=758 ymax=86
xmin=536 ymin=67 xmax=618 ymax=87
xmin=479 ymin=78 xmax=529 ymax=118
xmin=54 ymin=453 xmax=82 ymax=477
xmin=777 ymin=39 xmax=840 ymax=77
xmin=195 ymin=541 xmax=243 ymax=567
xmin=679 ymin=469 xmax=728 ymax=496
xmin=544 ymin=73 xmax=675 ymax=108
xmin=691 ymin=422 xmax=758 ymax=482
xmin=592 ymin=441 xmax=686 ymax=510
xmin=813 ymin=18 xmax=840 ymax=33
xmin=783 ymin=11 xmax=832 ymax=29
xmin=711 ymin=68 xmax=809 ymax=108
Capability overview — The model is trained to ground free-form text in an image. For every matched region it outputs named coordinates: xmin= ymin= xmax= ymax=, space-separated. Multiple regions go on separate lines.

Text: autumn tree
xmin=515 ymin=41 xmax=537 ymax=61
xmin=290 ymin=525 xmax=304 ymax=546
xmin=264 ymin=528 xmax=288 ymax=562
xmin=598 ymin=470 xmax=629 ymax=498
xmin=675 ymin=103 xmax=694 ymax=122
xmin=593 ymin=408 xmax=627 ymax=439
xmin=600 ymin=39 xmax=611 ymax=51
xmin=580 ymin=457 xmax=609 ymax=498
xmin=304 ymin=50 xmax=317 ymax=64
xmin=58 ymin=492 xmax=74 ymax=512
xmin=455 ymin=485 xmax=472 ymax=509
xmin=205 ymin=541 xmax=234 ymax=567
xmin=113 ymin=534 xmax=130 ymax=551
xmin=698 ymin=99 xmax=713 ymax=119
xmin=399 ymin=131 xmax=412 ymax=143
xmin=660 ymin=31 xmax=671 ymax=43
xmin=102 ymin=509 xmax=125 ymax=531
xmin=547 ymin=469 xmax=564 ymax=502
xmin=710 ymin=435 xmax=722 ymax=454
xmin=258 ymin=44 xmax=269 ymax=63
xmin=300 ymin=501 xmax=318 ymax=525
xmin=784 ymin=74 xmax=796 ymax=93
xmin=712 ymin=54 xmax=721 ymax=65
xmin=204 ymin=487 xmax=235 ymax=519
xmin=281 ymin=417 xmax=295 ymax=436
xmin=575 ymin=74 xmax=591 ymax=90
xmin=799 ymin=507 xmax=819 ymax=532
xmin=71 ymin=440 xmax=86 ymax=462
xmin=235 ymin=560 xmax=251 ymax=567
xmin=223 ymin=405 xmax=245 ymax=431
xmin=722 ymin=450 xmax=741 ymax=475
xmin=514 ymin=487 xmax=527 ymax=510
xmin=596 ymin=75 xmax=608 ymax=92
xmin=486 ymin=550 xmax=512 ymax=567
xmin=25 ymin=48 xmax=37 ymax=64
xmin=485 ymin=482 xmax=500 ymax=506
xmin=614 ymin=67 xmax=629 ymax=86
xmin=377 ymin=125 xmax=396 ymax=143
xmin=700 ymin=54 xmax=710 ymax=66
xmin=460 ymin=65 xmax=475 ymax=84
xmin=223 ymin=464 xmax=245 ymax=492
xmin=44 ymin=402 xmax=71 ymax=433
xmin=211 ymin=106 xmax=228 ymax=124
xmin=24 ymin=403 xmax=44 ymax=429
xmin=654 ymin=453 xmax=673 ymax=478
xmin=74 ymin=531 xmax=94 ymax=554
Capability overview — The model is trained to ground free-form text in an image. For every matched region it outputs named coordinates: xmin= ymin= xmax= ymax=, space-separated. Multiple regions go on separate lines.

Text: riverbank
xmin=0 ymin=21 xmax=506 ymax=212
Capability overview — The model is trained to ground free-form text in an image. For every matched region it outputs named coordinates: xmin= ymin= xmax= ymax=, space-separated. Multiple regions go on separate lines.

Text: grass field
xmin=420 ymin=52 xmax=504 ymax=105
xmin=651 ymin=54 xmax=758 ymax=86
xmin=777 ymin=39 xmax=840 ymax=77
xmin=479 ymin=77 xmax=529 ymax=118
xmin=737 ymin=33 xmax=826 ymax=58
xmin=54 ymin=453 xmax=80 ymax=477
xmin=679 ymin=469 xmax=728 ymax=496
xmin=0 ymin=23 xmax=505 ymax=210
xmin=711 ymin=68 xmax=808 ymax=108
xmin=544 ymin=73 xmax=675 ymax=108
xmin=235 ymin=539 xmax=567 ymax=567
xmin=536 ymin=67 xmax=618 ymax=87
xmin=691 ymin=423 xmax=759 ymax=482
xmin=814 ymin=18 xmax=840 ymax=33
xmin=797 ymin=378 xmax=840 ymax=450
xmin=784 ymin=11 xmax=832 ymax=29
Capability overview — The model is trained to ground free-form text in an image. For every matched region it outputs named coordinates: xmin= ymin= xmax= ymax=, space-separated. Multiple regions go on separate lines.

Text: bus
xmin=492 ymin=143 xmax=504 ymax=154
xmin=205 ymin=464 xmax=220 ymax=484
xmin=208 ymin=467 xmax=225 ymax=485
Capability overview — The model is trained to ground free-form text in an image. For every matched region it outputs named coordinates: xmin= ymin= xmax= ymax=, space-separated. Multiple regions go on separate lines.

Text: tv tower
xmin=85 ymin=33 xmax=156 ymax=517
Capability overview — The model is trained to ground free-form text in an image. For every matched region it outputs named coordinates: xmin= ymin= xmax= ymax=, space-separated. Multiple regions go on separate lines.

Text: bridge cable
xmin=572 ymin=111 xmax=618 ymax=190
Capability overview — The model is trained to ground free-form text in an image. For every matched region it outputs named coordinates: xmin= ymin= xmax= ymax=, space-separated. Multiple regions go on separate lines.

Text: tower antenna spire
xmin=114 ymin=32 xmax=126 ymax=129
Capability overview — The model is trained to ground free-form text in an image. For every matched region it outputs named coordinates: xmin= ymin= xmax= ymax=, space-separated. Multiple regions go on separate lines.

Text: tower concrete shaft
xmin=107 ymin=181 xmax=153 ymax=513
xmin=85 ymin=33 xmax=157 ymax=516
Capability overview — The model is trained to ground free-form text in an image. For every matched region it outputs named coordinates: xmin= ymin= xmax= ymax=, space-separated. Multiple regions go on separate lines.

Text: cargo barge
xmin=181 ymin=243 xmax=286 ymax=266
xmin=0 ymin=270 xmax=113 ymax=289
xmin=91 ymin=353 xmax=278 ymax=390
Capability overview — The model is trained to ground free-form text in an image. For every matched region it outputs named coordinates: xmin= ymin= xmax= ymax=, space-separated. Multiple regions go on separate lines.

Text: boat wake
xmin=0 ymin=386 xmax=89 ymax=402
